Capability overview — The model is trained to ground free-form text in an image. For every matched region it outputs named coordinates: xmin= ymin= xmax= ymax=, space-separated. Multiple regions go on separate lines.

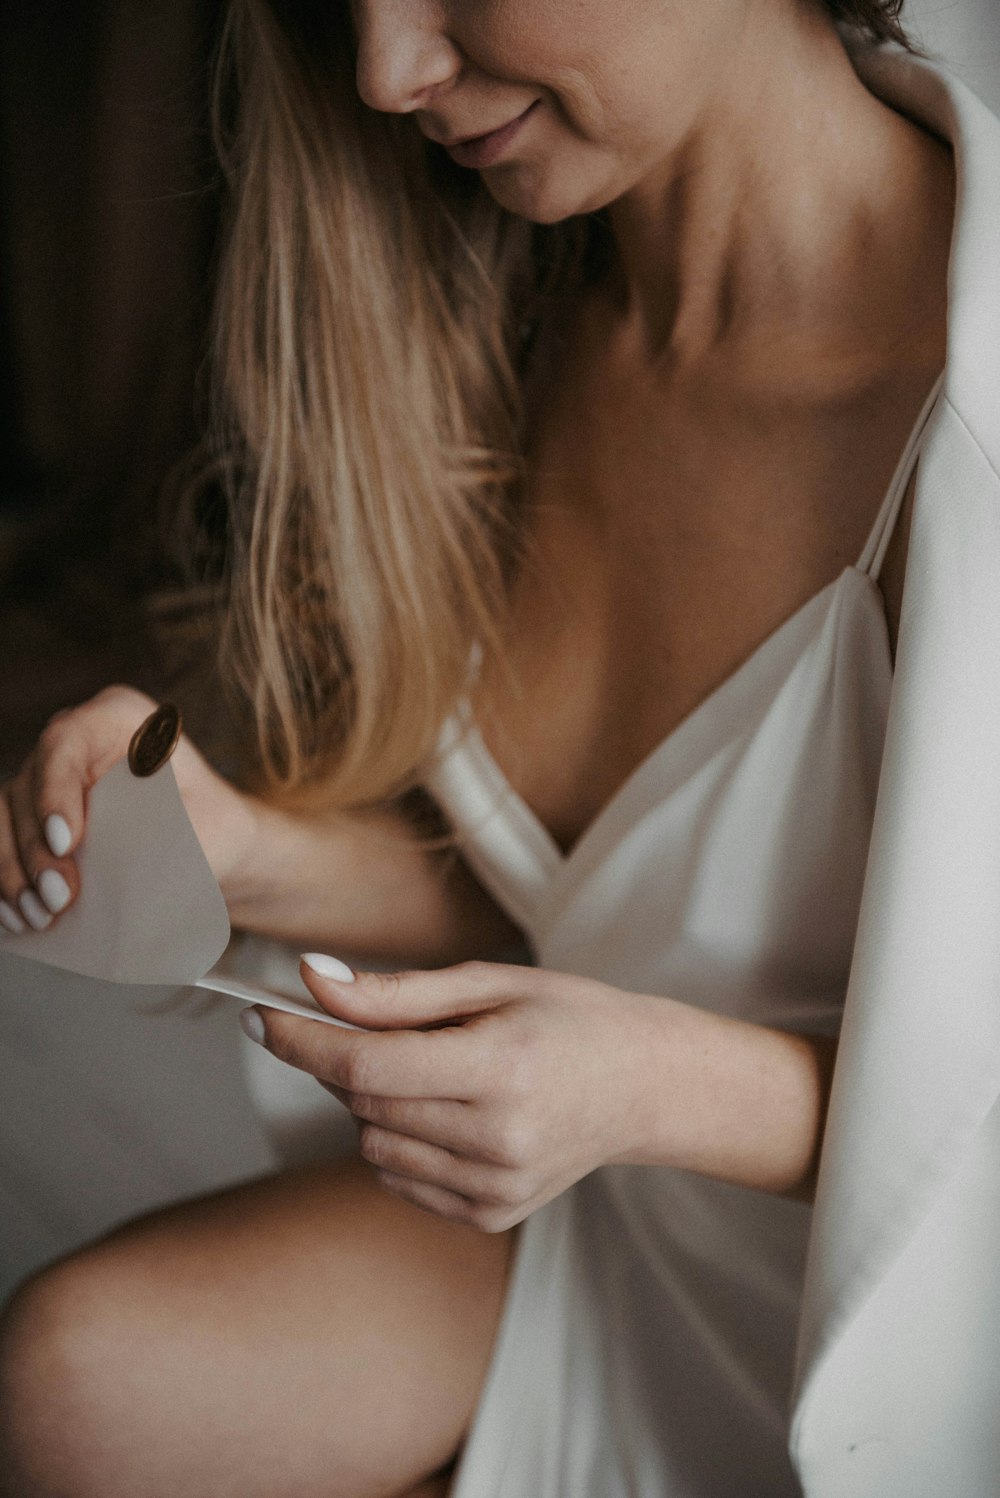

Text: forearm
xmin=219 ymin=793 xmax=521 ymax=967
xmin=619 ymin=995 xmax=838 ymax=1200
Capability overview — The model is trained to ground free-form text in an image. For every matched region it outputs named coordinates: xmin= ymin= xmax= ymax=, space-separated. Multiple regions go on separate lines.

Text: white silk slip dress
xmin=422 ymin=371 xmax=945 ymax=1498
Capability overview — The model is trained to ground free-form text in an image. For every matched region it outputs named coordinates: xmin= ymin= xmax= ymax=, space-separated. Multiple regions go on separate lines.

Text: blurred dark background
xmin=0 ymin=0 xmax=228 ymax=776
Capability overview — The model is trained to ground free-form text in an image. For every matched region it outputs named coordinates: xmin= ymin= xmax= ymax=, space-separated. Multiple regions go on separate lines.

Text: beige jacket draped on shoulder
xmin=791 ymin=41 xmax=1000 ymax=1497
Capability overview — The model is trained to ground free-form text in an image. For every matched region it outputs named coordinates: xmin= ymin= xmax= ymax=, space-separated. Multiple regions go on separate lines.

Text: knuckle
xmin=368 ymin=969 xmax=406 ymax=1004
xmin=357 ymin=1124 xmax=385 ymax=1165
xmin=34 ymin=738 xmax=82 ymax=798
xmin=441 ymin=1193 xmax=478 ymax=1228
xmin=366 ymin=970 xmax=413 ymax=1006
xmin=37 ymin=718 xmax=71 ymax=756
xmin=362 ymin=1095 xmax=393 ymax=1128
xmin=479 ymin=1172 xmax=517 ymax=1208
xmin=501 ymin=1045 xmax=536 ymax=1107
xmin=339 ymin=1046 xmax=377 ymax=1095
xmin=454 ymin=959 xmax=492 ymax=987
xmin=468 ymin=1202 xmax=508 ymax=1234
xmin=94 ymin=683 xmax=150 ymax=711
xmin=374 ymin=1169 xmax=408 ymax=1203
xmin=494 ymin=1120 xmax=532 ymax=1171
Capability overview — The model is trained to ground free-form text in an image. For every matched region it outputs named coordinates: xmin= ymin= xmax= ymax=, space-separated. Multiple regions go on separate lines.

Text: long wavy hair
xmin=209 ymin=0 xmax=917 ymax=811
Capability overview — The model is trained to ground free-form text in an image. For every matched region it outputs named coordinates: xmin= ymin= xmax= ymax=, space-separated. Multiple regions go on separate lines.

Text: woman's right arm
xmin=0 ymin=685 xmax=519 ymax=967
xmin=221 ymin=791 xmax=521 ymax=966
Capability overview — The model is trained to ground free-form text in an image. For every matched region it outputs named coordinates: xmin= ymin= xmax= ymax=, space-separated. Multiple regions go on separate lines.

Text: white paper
xmin=0 ymin=759 xmax=229 ymax=983
xmin=193 ymin=972 xmax=365 ymax=1030
xmin=0 ymin=757 xmax=364 ymax=1028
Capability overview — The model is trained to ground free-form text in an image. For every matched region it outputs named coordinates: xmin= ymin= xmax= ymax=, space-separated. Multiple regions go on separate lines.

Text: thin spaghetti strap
xmin=858 ymin=370 xmax=945 ymax=581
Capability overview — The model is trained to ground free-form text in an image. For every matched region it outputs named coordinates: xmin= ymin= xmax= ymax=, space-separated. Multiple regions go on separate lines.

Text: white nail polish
xmin=18 ymin=889 xmax=52 ymax=931
xmin=37 ymin=868 xmax=72 ymax=914
xmin=302 ymin=953 xmax=356 ymax=982
xmin=44 ymin=814 xmax=72 ymax=858
xmin=0 ymin=900 xmax=25 ymax=935
xmin=239 ymin=1007 xmax=266 ymax=1044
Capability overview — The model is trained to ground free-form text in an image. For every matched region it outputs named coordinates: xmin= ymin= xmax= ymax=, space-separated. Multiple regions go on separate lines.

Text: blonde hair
xmin=209 ymin=0 xmax=593 ymax=811
xmin=208 ymin=1 xmax=909 ymax=812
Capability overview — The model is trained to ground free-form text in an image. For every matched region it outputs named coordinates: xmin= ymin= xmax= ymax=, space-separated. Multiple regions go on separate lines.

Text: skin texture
xmin=0 ymin=2 xmax=954 ymax=1494
xmin=353 ymin=0 xmax=759 ymax=223
xmin=0 ymin=1161 xmax=510 ymax=1498
xmin=253 ymin=960 xmax=838 ymax=1229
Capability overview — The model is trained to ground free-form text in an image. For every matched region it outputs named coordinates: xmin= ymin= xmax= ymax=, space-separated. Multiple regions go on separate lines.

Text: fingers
xmin=0 ymin=796 xmax=28 ymax=932
xmin=372 ymin=1171 xmax=492 ymax=1229
xmin=39 ymin=685 xmax=158 ymax=822
xmin=5 ymin=768 xmax=78 ymax=926
xmin=299 ymin=957 xmax=525 ymax=1028
xmin=373 ymin=1167 xmax=517 ymax=1234
xmin=0 ymin=685 xmax=156 ymax=934
xmin=31 ymin=717 xmax=93 ymax=860
xmin=258 ymin=1009 xmax=486 ymax=1100
xmin=0 ymin=726 xmax=90 ymax=930
xmin=330 ymin=1089 xmax=511 ymax=1162
xmin=0 ymin=780 xmax=66 ymax=931
xmin=358 ymin=1127 xmax=510 ymax=1208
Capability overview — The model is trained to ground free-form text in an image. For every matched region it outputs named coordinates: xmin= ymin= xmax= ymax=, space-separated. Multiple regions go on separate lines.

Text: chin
xmin=481 ymin=168 xmax=599 ymax=225
xmin=482 ymin=158 xmax=627 ymax=225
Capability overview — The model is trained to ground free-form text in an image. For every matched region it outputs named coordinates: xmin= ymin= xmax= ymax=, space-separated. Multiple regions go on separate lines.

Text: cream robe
xmin=791 ymin=43 xmax=1000 ymax=1496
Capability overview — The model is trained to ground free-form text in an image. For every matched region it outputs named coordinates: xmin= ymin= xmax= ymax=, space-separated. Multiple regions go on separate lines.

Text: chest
xmin=475 ymin=348 xmax=927 ymax=857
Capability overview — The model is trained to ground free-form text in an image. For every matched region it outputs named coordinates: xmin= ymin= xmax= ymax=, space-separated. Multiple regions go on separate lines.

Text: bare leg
xmin=0 ymin=1156 xmax=516 ymax=1498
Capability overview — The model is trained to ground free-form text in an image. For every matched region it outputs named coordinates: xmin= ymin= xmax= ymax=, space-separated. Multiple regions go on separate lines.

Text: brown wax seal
xmin=127 ymin=703 xmax=182 ymax=778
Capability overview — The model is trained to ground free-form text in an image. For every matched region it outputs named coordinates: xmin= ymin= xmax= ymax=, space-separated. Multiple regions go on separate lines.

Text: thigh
xmin=0 ymin=1155 xmax=517 ymax=1498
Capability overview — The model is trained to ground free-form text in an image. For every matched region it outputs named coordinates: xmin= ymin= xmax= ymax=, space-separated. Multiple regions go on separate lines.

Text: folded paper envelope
xmin=0 ymin=758 xmax=363 ymax=1028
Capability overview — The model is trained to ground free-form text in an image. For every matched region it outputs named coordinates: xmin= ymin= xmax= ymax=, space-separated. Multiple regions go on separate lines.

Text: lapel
xmin=791 ymin=44 xmax=1000 ymax=1468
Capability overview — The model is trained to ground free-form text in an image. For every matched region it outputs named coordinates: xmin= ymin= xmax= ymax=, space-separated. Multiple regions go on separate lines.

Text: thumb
xmin=298 ymin=955 xmax=513 ymax=1029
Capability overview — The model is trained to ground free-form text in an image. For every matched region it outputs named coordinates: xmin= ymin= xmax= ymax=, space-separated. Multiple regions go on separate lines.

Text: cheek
xmin=531 ymin=45 xmax=693 ymax=163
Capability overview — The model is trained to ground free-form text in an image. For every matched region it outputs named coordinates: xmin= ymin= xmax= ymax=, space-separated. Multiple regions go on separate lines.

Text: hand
xmin=0 ymin=684 xmax=261 ymax=935
xmin=247 ymin=959 xmax=666 ymax=1232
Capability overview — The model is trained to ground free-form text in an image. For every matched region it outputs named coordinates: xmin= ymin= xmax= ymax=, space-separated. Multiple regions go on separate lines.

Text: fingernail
xmin=18 ymin=889 xmax=52 ymax=931
xmin=37 ymin=869 xmax=71 ymax=914
xmin=0 ymin=900 xmax=25 ymax=935
xmin=44 ymin=814 xmax=72 ymax=858
xmin=239 ymin=1006 xmax=267 ymax=1044
xmin=302 ymin=953 xmax=355 ymax=982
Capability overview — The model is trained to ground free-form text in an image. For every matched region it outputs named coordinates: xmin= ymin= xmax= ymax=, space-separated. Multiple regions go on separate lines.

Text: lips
xmin=430 ymin=101 xmax=540 ymax=170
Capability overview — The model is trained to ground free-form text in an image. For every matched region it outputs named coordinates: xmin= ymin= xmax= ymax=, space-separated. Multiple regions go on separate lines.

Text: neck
xmin=604 ymin=11 xmax=951 ymax=376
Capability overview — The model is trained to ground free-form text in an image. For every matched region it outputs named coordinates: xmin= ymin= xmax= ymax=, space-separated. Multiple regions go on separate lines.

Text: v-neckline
xmin=434 ymin=369 xmax=943 ymax=915
xmin=458 ymin=566 xmax=872 ymax=881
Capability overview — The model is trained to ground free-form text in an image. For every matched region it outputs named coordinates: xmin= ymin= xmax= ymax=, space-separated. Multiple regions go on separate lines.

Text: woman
xmin=0 ymin=0 xmax=989 ymax=1493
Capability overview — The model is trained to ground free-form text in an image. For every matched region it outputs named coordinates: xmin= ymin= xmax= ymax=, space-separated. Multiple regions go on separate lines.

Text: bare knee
xmin=0 ymin=1249 xmax=145 ymax=1498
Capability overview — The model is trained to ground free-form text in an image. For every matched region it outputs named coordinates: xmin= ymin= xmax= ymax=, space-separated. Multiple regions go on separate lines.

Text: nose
xmin=353 ymin=0 xmax=462 ymax=114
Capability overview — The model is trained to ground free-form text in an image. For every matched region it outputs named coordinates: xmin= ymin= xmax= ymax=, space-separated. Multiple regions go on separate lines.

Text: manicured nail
xmin=301 ymin=953 xmax=355 ymax=982
xmin=44 ymin=815 xmax=72 ymax=858
xmin=18 ymin=889 xmax=52 ymax=931
xmin=0 ymin=899 xmax=25 ymax=935
xmin=239 ymin=1007 xmax=267 ymax=1044
xmin=37 ymin=869 xmax=71 ymax=915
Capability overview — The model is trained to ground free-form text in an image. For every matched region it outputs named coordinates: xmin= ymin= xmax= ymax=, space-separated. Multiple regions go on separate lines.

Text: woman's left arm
xmin=245 ymin=962 xmax=838 ymax=1233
